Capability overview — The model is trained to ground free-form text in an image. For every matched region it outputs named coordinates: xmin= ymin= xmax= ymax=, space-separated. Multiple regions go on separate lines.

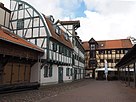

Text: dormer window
xmin=90 ymin=44 xmax=95 ymax=50
xmin=101 ymin=44 xmax=104 ymax=47
xmin=18 ymin=3 xmax=23 ymax=10
xmin=50 ymin=15 xmax=54 ymax=23
xmin=55 ymin=26 xmax=61 ymax=35
xmin=64 ymin=32 xmax=69 ymax=40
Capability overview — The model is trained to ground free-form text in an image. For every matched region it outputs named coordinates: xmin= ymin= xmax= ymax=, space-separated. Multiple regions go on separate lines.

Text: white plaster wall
xmin=30 ymin=62 xmax=40 ymax=83
xmin=0 ymin=8 xmax=5 ymax=26
xmin=74 ymin=46 xmax=78 ymax=53
xmin=62 ymin=66 xmax=73 ymax=83
xmin=41 ymin=49 xmax=47 ymax=59
xmin=40 ymin=65 xmax=58 ymax=85
xmin=5 ymin=12 xmax=10 ymax=27
xmin=0 ymin=7 xmax=10 ymax=28
xmin=81 ymin=69 xmax=84 ymax=79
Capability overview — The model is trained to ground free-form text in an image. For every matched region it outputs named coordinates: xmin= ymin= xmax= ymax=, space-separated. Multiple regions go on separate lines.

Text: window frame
xmin=17 ymin=19 xmax=24 ymax=30
xmin=55 ymin=26 xmax=61 ymax=35
xmin=44 ymin=65 xmax=53 ymax=77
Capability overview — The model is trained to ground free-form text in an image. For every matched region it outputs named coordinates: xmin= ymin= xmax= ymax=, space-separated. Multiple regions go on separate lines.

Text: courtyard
xmin=0 ymin=79 xmax=136 ymax=102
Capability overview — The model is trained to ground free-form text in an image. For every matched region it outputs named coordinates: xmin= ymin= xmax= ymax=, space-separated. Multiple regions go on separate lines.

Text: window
xmin=44 ymin=66 xmax=48 ymax=77
xmin=64 ymin=33 xmax=69 ymax=40
xmin=124 ymin=50 xmax=128 ymax=54
xmin=100 ymin=59 xmax=104 ymax=63
xmin=116 ymin=50 xmax=120 ymax=54
xmin=107 ymin=50 xmax=111 ymax=54
xmin=90 ymin=52 xmax=95 ymax=58
xmin=64 ymin=48 xmax=67 ymax=56
xmin=90 ymin=44 xmax=95 ymax=50
xmin=53 ymin=43 xmax=57 ymax=51
xmin=59 ymin=46 xmax=63 ymax=54
xmin=49 ymin=15 xmax=54 ymax=23
xmin=44 ymin=65 xmax=53 ymax=77
xmin=99 ymin=50 xmax=104 ymax=54
xmin=107 ymin=59 xmax=113 ymax=63
xmin=17 ymin=19 xmax=24 ymax=30
xmin=68 ymin=50 xmax=71 ymax=57
xmin=18 ymin=4 xmax=23 ymax=10
xmin=55 ymin=26 xmax=61 ymax=35
xmin=49 ymin=66 xmax=53 ymax=77
xmin=71 ymin=68 xmax=73 ymax=76
xmin=115 ymin=59 xmax=120 ymax=63
xmin=66 ymin=68 xmax=70 ymax=76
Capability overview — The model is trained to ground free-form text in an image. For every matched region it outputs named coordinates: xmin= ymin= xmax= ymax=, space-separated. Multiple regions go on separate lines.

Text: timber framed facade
xmin=9 ymin=0 xmax=85 ymax=85
xmin=58 ymin=20 xmax=85 ymax=80
xmin=82 ymin=38 xmax=133 ymax=80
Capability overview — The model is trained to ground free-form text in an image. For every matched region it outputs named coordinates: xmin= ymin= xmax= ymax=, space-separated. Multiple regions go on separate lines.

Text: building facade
xmin=116 ymin=44 xmax=136 ymax=87
xmin=9 ymin=0 xmax=85 ymax=85
xmin=0 ymin=3 xmax=10 ymax=29
xmin=82 ymin=38 xmax=133 ymax=80
xmin=0 ymin=3 xmax=44 ymax=92
xmin=58 ymin=21 xmax=85 ymax=80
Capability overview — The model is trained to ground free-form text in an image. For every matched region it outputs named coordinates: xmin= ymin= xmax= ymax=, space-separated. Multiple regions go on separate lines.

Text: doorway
xmin=58 ymin=67 xmax=63 ymax=83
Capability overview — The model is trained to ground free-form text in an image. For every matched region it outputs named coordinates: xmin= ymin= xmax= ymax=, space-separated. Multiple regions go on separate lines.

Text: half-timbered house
xmin=0 ymin=1 xmax=44 ymax=92
xmin=82 ymin=38 xmax=133 ymax=80
xmin=58 ymin=21 xmax=85 ymax=80
xmin=10 ymin=0 xmax=78 ymax=85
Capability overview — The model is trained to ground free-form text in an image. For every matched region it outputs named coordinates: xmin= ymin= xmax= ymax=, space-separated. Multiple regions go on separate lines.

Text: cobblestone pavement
xmin=0 ymin=79 xmax=136 ymax=102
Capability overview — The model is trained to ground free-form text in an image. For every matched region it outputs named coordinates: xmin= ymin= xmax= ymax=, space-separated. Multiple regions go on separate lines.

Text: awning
xmin=95 ymin=68 xmax=117 ymax=71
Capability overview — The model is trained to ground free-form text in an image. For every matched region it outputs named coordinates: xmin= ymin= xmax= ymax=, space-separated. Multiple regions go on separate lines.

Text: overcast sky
xmin=1 ymin=0 xmax=136 ymax=41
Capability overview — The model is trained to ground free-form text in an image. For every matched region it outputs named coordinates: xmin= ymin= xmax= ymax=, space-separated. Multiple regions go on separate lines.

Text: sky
xmin=1 ymin=0 xmax=136 ymax=41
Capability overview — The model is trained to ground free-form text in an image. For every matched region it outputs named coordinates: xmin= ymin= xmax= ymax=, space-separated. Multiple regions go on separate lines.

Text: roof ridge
xmin=97 ymin=38 xmax=130 ymax=42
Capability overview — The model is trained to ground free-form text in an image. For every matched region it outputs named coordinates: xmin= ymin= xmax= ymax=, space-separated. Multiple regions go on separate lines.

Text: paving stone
xmin=0 ymin=79 xmax=136 ymax=102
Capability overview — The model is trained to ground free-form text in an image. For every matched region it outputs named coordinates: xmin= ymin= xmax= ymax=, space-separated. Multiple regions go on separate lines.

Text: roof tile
xmin=82 ymin=39 xmax=133 ymax=50
xmin=44 ymin=16 xmax=73 ymax=49
xmin=0 ymin=27 xmax=44 ymax=52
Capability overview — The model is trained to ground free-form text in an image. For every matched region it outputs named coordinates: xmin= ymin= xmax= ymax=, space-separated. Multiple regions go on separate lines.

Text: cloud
xmin=0 ymin=0 xmax=10 ymax=9
xmin=24 ymin=0 xmax=63 ymax=19
xmin=74 ymin=0 xmax=136 ymax=41
xmin=83 ymin=0 xmax=136 ymax=15
xmin=2 ymin=0 xmax=136 ymax=41
xmin=76 ymin=8 xmax=136 ymax=41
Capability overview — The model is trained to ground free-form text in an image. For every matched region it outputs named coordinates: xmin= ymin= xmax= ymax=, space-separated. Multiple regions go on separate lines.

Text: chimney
xmin=0 ymin=2 xmax=4 ymax=7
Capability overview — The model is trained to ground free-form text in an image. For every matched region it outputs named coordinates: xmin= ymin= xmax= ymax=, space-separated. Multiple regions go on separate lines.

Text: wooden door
xmin=12 ymin=63 xmax=19 ymax=84
xmin=0 ymin=70 xmax=2 ymax=84
xmin=19 ymin=64 xmax=25 ymax=83
xmin=24 ymin=64 xmax=31 ymax=82
xmin=3 ymin=63 xmax=12 ymax=84
xmin=58 ymin=67 xmax=63 ymax=83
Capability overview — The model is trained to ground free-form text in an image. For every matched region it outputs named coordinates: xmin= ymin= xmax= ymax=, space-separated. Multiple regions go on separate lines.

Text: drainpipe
xmin=128 ymin=65 xmax=130 ymax=86
xmin=125 ymin=67 xmax=127 ymax=84
xmin=134 ymin=63 xmax=136 ymax=88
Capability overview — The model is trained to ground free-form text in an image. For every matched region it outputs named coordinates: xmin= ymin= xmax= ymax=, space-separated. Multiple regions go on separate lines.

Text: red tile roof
xmin=0 ymin=27 xmax=44 ymax=52
xmin=44 ymin=16 xmax=73 ymax=49
xmin=82 ymin=39 xmax=133 ymax=51
xmin=82 ymin=41 xmax=90 ymax=51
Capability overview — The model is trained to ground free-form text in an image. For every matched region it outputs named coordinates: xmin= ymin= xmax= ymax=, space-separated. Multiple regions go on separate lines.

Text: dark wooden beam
xmin=134 ymin=63 xmax=136 ymax=88
xmin=0 ymin=40 xmax=41 ymax=60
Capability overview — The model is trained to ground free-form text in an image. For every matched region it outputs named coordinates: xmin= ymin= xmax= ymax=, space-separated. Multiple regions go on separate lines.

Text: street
xmin=0 ymin=79 xmax=136 ymax=102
